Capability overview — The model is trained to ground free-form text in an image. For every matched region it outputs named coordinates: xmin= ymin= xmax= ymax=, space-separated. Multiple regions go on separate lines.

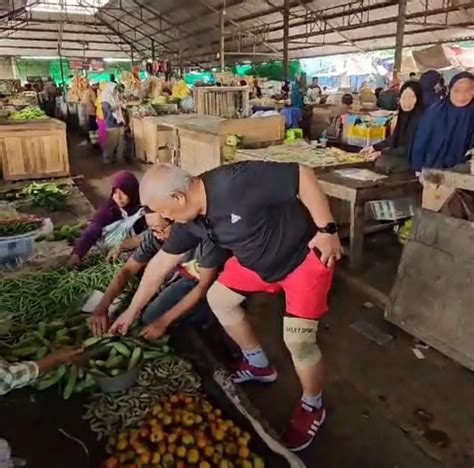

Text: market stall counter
xmin=0 ymin=118 xmax=69 ymax=181
xmin=318 ymin=170 xmax=421 ymax=270
xmin=234 ymin=140 xmax=369 ymax=174
xmin=132 ymin=114 xmax=285 ymax=175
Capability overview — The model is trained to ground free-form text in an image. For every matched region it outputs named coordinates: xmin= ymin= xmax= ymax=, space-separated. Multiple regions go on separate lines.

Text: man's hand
xmin=140 ymin=317 xmax=169 ymax=341
xmin=308 ymin=232 xmax=343 ymax=268
xmin=106 ymin=246 xmax=122 ymax=263
xmin=108 ymin=309 xmax=139 ymax=335
xmin=88 ymin=310 xmax=109 ymax=336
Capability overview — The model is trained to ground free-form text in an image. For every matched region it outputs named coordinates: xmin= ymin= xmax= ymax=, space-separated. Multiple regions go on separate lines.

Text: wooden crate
xmin=0 ymin=118 xmax=69 ymax=181
xmin=132 ymin=116 xmax=180 ymax=164
xmin=220 ymin=115 xmax=284 ymax=146
xmin=194 ymin=86 xmax=251 ymax=118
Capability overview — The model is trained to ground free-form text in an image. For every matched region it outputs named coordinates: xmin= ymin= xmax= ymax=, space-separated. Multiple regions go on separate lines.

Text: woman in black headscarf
xmin=361 ymin=80 xmax=424 ymax=174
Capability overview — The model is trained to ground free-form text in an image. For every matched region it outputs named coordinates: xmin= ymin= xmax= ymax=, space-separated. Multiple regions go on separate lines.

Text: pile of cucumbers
xmin=6 ymin=315 xmax=93 ymax=399
xmin=5 ymin=316 xmax=171 ymax=399
xmin=84 ymin=335 xmax=170 ymax=379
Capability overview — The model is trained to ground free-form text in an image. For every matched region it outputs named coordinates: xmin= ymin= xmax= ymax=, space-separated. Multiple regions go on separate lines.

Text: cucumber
xmin=127 ymin=347 xmax=142 ymax=370
xmin=10 ymin=346 xmax=38 ymax=357
xmin=104 ymin=355 xmax=125 ymax=369
xmin=111 ymin=342 xmax=131 ymax=358
xmin=143 ymin=350 xmax=165 ymax=360
xmin=63 ymin=365 xmax=78 ymax=400
xmin=35 ymin=364 xmax=67 ymax=390
xmin=35 ymin=346 xmax=48 ymax=360
xmin=83 ymin=336 xmax=102 ymax=348
xmin=32 ymin=331 xmax=50 ymax=347
xmin=37 ymin=322 xmax=46 ymax=337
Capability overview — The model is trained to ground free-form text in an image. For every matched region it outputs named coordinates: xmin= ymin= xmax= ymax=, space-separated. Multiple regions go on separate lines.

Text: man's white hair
xmin=140 ymin=163 xmax=192 ymax=204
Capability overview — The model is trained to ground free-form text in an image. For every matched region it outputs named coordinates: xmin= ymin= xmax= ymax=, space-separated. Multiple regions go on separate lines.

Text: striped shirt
xmin=0 ymin=360 xmax=39 ymax=396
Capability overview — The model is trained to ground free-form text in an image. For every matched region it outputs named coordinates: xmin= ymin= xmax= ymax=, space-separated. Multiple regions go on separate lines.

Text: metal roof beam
xmin=0 ymin=35 xmax=128 ymax=45
xmin=285 ymin=21 xmax=473 ymax=51
xmin=180 ymin=0 xmax=396 ymax=44
xmin=184 ymin=0 xmax=466 ymax=61
xmin=160 ymin=0 xmax=246 ymax=33
xmin=91 ymin=2 xmax=178 ymax=54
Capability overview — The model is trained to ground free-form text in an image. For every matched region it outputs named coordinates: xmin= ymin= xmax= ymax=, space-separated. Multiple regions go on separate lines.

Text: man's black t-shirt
xmin=162 ymin=161 xmax=316 ymax=282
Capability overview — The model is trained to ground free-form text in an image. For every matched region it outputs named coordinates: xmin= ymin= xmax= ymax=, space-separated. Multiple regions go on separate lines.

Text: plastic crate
xmin=368 ymin=198 xmax=417 ymax=221
xmin=0 ymin=219 xmax=46 ymax=270
xmin=347 ymin=124 xmax=386 ymax=147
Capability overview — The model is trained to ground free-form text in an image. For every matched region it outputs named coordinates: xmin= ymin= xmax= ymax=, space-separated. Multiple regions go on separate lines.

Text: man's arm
xmin=140 ymin=268 xmax=218 ymax=340
xmin=89 ymin=257 xmax=146 ymax=335
xmin=0 ymin=349 xmax=82 ymax=395
xmin=298 ymin=164 xmax=343 ymax=267
xmin=109 ymin=250 xmax=185 ymax=335
xmin=106 ymin=235 xmax=143 ymax=263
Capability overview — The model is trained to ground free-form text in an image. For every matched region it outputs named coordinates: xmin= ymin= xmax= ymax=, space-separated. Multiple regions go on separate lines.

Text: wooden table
xmin=318 ymin=171 xmax=421 ymax=269
xmin=235 ymin=141 xmax=370 ymax=174
xmin=421 ymin=166 xmax=474 ymax=212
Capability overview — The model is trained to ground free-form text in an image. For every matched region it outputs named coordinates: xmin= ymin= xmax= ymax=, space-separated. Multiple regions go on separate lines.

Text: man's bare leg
xmin=207 ymin=282 xmax=277 ymax=382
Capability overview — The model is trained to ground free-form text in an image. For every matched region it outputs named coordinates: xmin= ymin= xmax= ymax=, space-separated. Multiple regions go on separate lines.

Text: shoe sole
xmin=232 ymin=372 xmax=278 ymax=384
xmin=288 ymin=408 xmax=327 ymax=452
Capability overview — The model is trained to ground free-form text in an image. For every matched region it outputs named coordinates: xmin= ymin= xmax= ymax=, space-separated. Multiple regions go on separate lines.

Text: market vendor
xmin=410 ymin=71 xmax=474 ymax=172
xmin=101 ymin=82 xmax=126 ymax=164
xmin=419 ymin=70 xmax=445 ymax=108
xmin=361 ymin=81 xmax=424 ymax=174
xmin=0 ymin=348 xmax=82 ymax=396
xmin=68 ymin=171 xmax=146 ymax=267
xmin=90 ymin=211 xmax=228 ymax=338
xmin=83 ymin=82 xmax=98 ymax=145
xmin=306 ymin=77 xmax=322 ymax=103
xmin=109 ymin=162 xmax=342 ymax=452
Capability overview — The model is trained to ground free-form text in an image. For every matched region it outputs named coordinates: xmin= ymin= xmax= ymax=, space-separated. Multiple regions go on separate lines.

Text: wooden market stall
xmin=0 ymin=118 xmax=70 ymax=181
xmin=421 ymin=167 xmax=474 ymax=214
xmin=131 ymin=114 xmax=285 ymax=175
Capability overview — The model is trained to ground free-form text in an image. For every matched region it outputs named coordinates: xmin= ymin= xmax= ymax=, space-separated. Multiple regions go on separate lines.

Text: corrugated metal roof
xmin=0 ymin=0 xmax=472 ymax=62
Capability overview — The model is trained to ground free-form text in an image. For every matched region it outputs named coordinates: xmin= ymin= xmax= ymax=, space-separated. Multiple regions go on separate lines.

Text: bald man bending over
xmin=109 ymin=162 xmax=342 ymax=451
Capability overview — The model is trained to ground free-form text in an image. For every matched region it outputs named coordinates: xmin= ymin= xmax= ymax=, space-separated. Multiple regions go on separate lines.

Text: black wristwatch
xmin=317 ymin=222 xmax=338 ymax=234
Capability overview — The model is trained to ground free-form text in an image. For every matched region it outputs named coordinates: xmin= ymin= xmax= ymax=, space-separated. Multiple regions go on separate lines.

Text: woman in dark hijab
xmin=419 ymin=70 xmax=445 ymax=108
xmin=410 ymin=71 xmax=474 ymax=172
xmin=361 ymin=80 xmax=424 ymax=173
xmin=68 ymin=171 xmax=145 ymax=266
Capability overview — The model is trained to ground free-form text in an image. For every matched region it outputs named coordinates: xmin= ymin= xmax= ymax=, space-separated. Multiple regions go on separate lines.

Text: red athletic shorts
xmin=217 ymin=250 xmax=334 ymax=319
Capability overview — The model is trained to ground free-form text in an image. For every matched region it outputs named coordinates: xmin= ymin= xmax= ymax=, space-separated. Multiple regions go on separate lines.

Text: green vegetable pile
xmin=3 ymin=317 xmax=171 ymax=399
xmin=20 ymin=182 xmax=69 ymax=211
xmin=5 ymin=315 xmax=95 ymax=399
xmin=0 ymin=260 xmax=126 ymax=346
xmin=37 ymin=221 xmax=86 ymax=243
xmin=84 ymin=335 xmax=170 ymax=379
xmin=0 ymin=218 xmax=42 ymax=237
xmin=9 ymin=106 xmax=46 ymax=121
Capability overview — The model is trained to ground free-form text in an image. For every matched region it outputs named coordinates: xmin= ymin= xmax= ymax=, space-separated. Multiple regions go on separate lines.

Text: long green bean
xmin=0 ymin=258 xmax=131 ymax=347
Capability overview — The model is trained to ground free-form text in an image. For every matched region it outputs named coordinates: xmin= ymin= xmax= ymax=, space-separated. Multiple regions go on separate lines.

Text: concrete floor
xmin=70 ymin=136 xmax=474 ymax=468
